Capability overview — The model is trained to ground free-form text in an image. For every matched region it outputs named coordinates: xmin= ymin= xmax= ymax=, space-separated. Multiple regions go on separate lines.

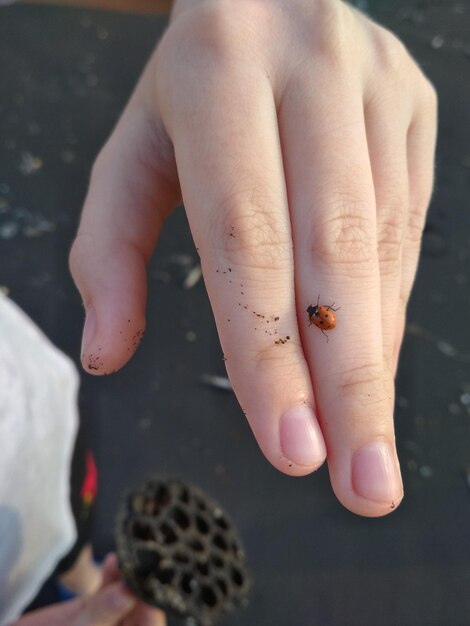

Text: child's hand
xmin=15 ymin=555 xmax=166 ymax=626
xmin=70 ymin=0 xmax=437 ymax=517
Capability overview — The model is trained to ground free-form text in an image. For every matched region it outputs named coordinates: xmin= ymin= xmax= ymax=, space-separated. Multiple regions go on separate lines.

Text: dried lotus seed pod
xmin=115 ymin=475 xmax=250 ymax=626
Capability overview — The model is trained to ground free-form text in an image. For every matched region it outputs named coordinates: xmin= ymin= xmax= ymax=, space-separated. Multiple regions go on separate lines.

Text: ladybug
xmin=307 ymin=295 xmax=340 ymax=342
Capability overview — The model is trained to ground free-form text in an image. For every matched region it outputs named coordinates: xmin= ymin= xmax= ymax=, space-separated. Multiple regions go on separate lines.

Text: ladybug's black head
xmin=307 ymin=304 xmax=317 ymax=317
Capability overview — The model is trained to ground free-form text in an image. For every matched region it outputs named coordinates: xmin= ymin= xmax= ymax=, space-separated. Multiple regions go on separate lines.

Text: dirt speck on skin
xmin=129 ymin=329 xmax=145 ymax=353
xmin=87 ymin=353 xmax=104 ymax=371
xmin=275 ymin=336 xmax=290 ymax=345
xmin=280 ymin=455 xmax=294 ymax=468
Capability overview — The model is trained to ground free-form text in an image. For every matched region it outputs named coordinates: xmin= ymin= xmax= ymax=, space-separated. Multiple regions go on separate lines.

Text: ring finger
xmin=279 ymin=65 xmax=404 ymax=516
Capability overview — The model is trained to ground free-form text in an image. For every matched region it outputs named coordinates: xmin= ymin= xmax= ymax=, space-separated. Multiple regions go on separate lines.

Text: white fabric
xmin=0 ymin=295 xmax=78 ymax=624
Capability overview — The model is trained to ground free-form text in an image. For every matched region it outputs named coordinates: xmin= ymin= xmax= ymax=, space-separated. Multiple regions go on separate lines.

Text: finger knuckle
xmin=398 ymin=290 xmax=408 ymax=316
xmin=420 ymin=77 xmax=438 ymax=114
xmin=338 ymin=362 xmax=391 ymax=407
xmin=407 ymin=208 xmax=426 ymax=246
xmin=377 ymin=217 xmax=405 ymax=273
xmin=249 ymin=340 xmax=299 ymax=372
xmin=311 ymin=194 xmax=375 ymax=271
xmin=306 ymin=3 xmax=364 ymax=73
xmin=373 ymin=27 xmax=409 ymax=76
xmin=210 ymin=189 xmax=291 ymax=270
xmin=169 ymin=0 xmax=263 ymax=66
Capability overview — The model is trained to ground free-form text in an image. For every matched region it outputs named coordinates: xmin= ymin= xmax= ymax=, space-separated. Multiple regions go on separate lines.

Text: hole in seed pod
xmin=155 ymin=484 xmax=171 ymax=508
xmin=170 ymin=506 xmax=190 ymax=530
xmin=136 ymin=549 xmax=161 ymax=578
xmin=132 ymin=521 xmax=155 ymax=541
xmin=231 ymin=566 xmax=244 ymax=587
xmin=179 ymin=487 xmax=190 ymax=504
xmin=211 ymin=555 xmax=224 ymax=569
xmin=200 ymin=585 xmax=218 ymax=607
xmin=160 ymin=522 xmax=177 ymax=544
xmin=196 ymin=515 xmax=210 ymax=535
xmin=212 ymin=533 xmax=228 ymax=551
xmin=174 ymin=551 xmax=190 ymax=564
xmin=196 ymin=497 xmax=207 ymax=512
xmin=181 ymin=573 xmax=197 ymax=594
xmin=189 ymin=538 xmax=204 ymax=553
xmin=216 ymin=577 xmax=228 ymax=596
xmin=196 ymin=561 xmax=210 ymax=576
xmin=214 ymin=513 xmax=229 ymax=530
xmin=154 ymin=565 xmax=175 ymax=585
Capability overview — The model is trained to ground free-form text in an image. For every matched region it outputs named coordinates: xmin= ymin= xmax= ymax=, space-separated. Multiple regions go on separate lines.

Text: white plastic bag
xmin=0 ymin=295 xmax=78 ymax=624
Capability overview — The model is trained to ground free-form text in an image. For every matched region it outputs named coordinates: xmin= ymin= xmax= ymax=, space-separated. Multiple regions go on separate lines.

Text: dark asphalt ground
xmin=1 ymin=1 xmax=470 ymax=624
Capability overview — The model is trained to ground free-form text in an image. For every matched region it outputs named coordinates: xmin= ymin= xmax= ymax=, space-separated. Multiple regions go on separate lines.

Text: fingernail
xmin=81 ymin=306 xmax=97 ymax=357
xmin=280 ymin=405 xmax=326 ymax=467
xmin=352 ymin=441 xmax=403 ymax=504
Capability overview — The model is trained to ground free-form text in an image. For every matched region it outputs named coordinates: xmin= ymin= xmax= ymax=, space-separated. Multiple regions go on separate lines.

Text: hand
xmin=70 ymin=0 xmax=437 ymax=516
xmin=15 ymin=555 xmax=166 ymax=626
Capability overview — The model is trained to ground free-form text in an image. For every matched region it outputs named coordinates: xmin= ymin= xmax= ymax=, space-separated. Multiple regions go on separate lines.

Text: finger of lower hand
xmin=73 ymin=583 xmax=135 ymax=626
xmin=127 ymin=605 xmax=167 ymax=626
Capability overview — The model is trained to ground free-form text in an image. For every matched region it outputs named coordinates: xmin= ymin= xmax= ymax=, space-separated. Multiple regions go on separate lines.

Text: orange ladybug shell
xmin=307 ymin=304 xmax=337 ymax=330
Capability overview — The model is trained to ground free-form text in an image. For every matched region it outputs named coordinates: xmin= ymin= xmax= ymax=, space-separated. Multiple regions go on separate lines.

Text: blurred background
xmin=1 ymin=0 xmax=470 ymax=624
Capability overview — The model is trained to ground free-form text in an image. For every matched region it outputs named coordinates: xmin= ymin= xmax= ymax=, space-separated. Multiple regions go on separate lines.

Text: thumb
xmin=100 ymin=553 xmax=121 ymax=588
xmin=73 ymin=582 xmax=136 ymax=626
xmin=70 ymin=56 xmax=180 ymax=376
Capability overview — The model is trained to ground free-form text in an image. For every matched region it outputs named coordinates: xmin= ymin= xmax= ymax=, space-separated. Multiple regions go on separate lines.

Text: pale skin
xmin=70 ymin=0 xmax=437 ymax=517
xmin=14 ymin=554 xmax=166 ymax=626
